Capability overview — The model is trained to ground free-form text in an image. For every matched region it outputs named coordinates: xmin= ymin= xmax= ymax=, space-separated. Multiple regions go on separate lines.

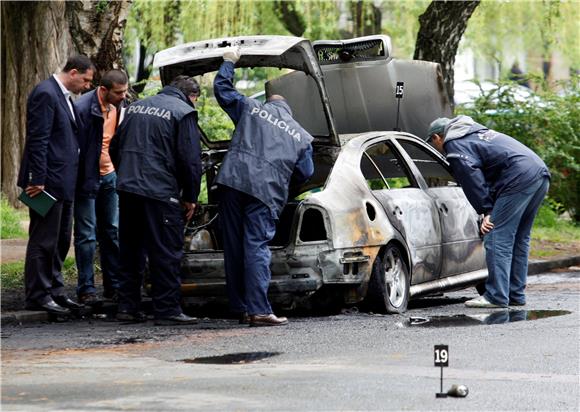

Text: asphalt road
xmin=2 ymin=269 xmax=579 ymax=411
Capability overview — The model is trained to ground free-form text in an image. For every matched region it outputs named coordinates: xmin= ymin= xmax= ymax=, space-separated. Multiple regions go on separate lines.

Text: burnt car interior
xmin=361 ymin=142 xmax=417 ymax=190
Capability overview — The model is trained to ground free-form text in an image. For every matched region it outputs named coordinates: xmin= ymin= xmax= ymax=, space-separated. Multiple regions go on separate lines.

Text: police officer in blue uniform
xmin=214 ymin=48 xmax=314 ymax=327
xmin=110 ymin=76 xmax=202 ymax=325
xmin=427 ymin=116 xmax=550 ymax=309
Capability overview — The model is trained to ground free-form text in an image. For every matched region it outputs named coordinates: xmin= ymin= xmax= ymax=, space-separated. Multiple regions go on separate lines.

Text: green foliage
xmin=534 ymin=198 xmax=561 ymax=228
xmin=457 ymin=76 xmax=580 ymax=221
xmin=1 ymin=257 xmax=77 ymax=290
xmin=464 ymin=1 xmax=580 ymax=71
xmin=381 ymin=0 xmax=430 ymax=58
xmin=95 ymin=0 xmax=109 ymax=14
xmin=0 ymin=199 xmax=26 ymax=239
xmin=197 ymin=89 xmax=235 ymax=142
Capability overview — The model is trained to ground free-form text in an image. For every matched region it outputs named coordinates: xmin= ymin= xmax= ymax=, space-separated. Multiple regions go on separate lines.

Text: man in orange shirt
xmin=74 ymin=70 xmax=128 ymax=305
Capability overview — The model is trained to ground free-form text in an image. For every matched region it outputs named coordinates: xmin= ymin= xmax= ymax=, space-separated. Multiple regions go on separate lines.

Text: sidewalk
xmin=1 ymin=238 xmax=75 ymax=264
xmin=2 ymin=249 xmax=579 ymax=325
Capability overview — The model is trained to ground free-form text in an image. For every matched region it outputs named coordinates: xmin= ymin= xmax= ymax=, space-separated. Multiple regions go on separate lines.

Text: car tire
xmin=366 ymin=245 xmax=410 ymax=314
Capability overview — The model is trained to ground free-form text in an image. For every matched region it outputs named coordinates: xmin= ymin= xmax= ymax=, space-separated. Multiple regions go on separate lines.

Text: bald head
xmin=266 ymin=94 xmax=285 ymax=102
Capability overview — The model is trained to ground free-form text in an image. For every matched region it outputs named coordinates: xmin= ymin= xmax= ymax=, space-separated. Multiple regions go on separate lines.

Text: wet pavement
xmin=407 ymin=309 xmax=572 ymax=327
xmin=1 ymin=268 xmax=579 ymax=411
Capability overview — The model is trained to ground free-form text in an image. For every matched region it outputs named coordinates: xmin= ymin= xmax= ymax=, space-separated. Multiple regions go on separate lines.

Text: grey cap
xmin=426 ymin=117 xmax=451 ymax=141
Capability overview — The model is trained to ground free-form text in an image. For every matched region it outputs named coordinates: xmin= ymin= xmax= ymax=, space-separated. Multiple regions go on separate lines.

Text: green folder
xmin=18 ymin=190 xmax=57 ymax=217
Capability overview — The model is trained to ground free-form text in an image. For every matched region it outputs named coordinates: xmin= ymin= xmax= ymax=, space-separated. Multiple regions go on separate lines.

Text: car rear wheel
xmin=366 ymin=245 xmax=410 ymax=314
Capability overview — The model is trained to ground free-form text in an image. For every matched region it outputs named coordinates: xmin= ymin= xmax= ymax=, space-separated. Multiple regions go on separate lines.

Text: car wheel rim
xmin=384 ymin=250 xmax=405 ymax=308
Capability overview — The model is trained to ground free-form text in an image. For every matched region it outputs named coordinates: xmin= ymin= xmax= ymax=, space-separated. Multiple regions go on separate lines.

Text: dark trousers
xmin=24 ymin=200 xmax=73 ymax=305
xmin=219 ymin=186 xmax=277 ymax=315
xmin=117 ymin=192 xmax=184 ymax=318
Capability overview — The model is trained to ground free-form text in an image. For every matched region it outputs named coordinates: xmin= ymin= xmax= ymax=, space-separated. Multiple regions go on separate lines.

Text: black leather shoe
xmin=154 ymin=313 xmax=198 ymax=326
xmin=116 ymin=310 xmax=147 ymax=323
xmin=53 ymin=295 xmax=84 ymax=309
xmin=25 ymin=299 xmax=71 ymax=315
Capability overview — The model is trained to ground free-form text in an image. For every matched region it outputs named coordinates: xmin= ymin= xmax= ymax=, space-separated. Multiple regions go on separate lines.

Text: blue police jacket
xmin=110 ymin=86 xmax=202 ymax=204
xmin=213 ymin=61 xmax=314 ymax=218
xmin=75 ymin=89 xmax=124 ymax=198
xmin=443 ymin=115 xmax=550 ymax=215
xmin=18 ymin=76 xmax=79 ymax=201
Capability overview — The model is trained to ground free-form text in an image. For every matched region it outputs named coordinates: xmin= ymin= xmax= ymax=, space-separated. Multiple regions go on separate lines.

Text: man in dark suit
xmin=18 ymin=55 xmax=95 ymax=315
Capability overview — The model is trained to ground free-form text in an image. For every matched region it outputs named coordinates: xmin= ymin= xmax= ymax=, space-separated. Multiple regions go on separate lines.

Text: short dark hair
xmin=62 ymin=55 xmax=95 ymax=73
xmin=169 ymin=75 xmax=200 ymax=97
xmin=101 ymin=69 xmax=128 ymax=89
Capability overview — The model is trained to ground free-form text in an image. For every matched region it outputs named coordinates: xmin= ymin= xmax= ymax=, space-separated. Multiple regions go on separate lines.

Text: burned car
xmin=153 ymin=35 xmax=487 ymax=313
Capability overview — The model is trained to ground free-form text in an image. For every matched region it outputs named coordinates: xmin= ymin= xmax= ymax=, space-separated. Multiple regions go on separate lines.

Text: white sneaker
xmin=465 ymin=296 xmax=505 ymax=308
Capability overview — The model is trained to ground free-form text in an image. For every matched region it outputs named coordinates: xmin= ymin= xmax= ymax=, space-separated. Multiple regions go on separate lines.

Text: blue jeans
xmin=483 ymin=176 xmax=549 ymax=306
xmin=219 ymin=186 xmax=277 ymax=315
xmin=74 ymin=171 xmax=121 ymax=296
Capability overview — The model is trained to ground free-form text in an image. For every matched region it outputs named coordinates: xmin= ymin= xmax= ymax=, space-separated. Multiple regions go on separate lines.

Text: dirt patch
xmin=529 ymin=239 xmax=580 ymax=260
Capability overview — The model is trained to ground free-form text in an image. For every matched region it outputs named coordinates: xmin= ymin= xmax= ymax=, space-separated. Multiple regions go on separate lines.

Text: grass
xmin=0 ymin=198 xmax=27 ymax=239
xmin=531 ymin=224 xmax=580 ymax=243
xmin=0 ymin=257 xmax=77 ymax=290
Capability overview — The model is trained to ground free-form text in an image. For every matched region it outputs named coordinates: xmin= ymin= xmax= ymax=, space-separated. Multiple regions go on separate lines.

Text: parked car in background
xmin=454 ymin=79 xmax=535 ymax=108
xmin=152 ymin=35 xmax=487 ymax=313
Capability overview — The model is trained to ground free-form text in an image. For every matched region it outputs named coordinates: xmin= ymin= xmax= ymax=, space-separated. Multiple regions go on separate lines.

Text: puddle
xmin=407 ymin=310 xmax=571 ymax=328
xmin=180 ymin=351 xmax=281 ymax=364
xmin=89 ymin=337 xmax=145 ymax=345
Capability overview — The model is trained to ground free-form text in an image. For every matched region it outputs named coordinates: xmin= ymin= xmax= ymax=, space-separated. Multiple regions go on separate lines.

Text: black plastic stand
xmin=436 ymin=366 xmax=447 ymax=398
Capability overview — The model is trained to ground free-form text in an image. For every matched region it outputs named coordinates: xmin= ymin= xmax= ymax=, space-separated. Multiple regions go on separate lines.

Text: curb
xmin=2 ymin=255 xmax=579 ymax=326
xmin=528 ymin=255 xmax=580 ymax=276
xmin=1 ymin=310 xmax=49 ymax=325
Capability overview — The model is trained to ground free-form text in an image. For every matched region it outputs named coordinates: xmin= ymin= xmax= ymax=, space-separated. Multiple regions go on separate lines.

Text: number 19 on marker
xmin=434 ymin=345 xmax=449 ymax=367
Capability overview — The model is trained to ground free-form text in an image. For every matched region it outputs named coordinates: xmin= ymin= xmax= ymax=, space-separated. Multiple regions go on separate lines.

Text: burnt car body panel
xmin=153 ymin=35 xmax=487 ymax=310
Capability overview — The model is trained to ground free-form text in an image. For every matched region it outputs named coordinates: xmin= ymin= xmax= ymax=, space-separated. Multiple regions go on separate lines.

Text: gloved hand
xmin=223 ymin=47 xmax=240 ymax=64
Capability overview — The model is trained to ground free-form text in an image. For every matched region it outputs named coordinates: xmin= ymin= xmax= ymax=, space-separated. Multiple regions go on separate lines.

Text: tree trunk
xmin=413 ymin=0 xmax=480 ymax=107
xmin=274 ymin=1 xmax=306 ymax=37
xmin=350 ymin=1 xmax=382 ymax=38
xmin=1 ymin=0 xmax=131 ymax=207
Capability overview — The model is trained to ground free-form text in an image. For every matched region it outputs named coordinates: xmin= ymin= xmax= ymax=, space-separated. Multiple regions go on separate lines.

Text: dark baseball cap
xmin=426 ymin=117 xmax=451 ymax=142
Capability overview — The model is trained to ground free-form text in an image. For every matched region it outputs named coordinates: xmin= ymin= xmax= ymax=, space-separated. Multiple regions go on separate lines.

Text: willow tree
xmin=124 ymin=0 xmax=341 ymax=89
xmin=463 ymin=0 xmax=580 ymax=82
xmin=1 ymin=0 xmax=131 ymax=206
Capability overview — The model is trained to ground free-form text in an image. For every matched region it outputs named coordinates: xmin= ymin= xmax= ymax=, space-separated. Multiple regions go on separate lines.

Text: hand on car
xmin=25 ymin=185 xmax=44 ymax=197
xmin=223 ymin=47 xmax=240 ymax=64
xmin=183 ymin=202 xmax=196 ymax=222
xmin=480 ymin=214 xmax=494 ymax=235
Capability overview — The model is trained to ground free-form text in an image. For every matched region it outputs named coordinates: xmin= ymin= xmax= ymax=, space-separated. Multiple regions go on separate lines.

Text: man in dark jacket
xmin=427 ymin=115 xmax=550 ymax=308
xmin=18 ymin=55 xmax=95 ymax=315
xmin=110 ymin=76 xmax=202 ymax=325
xmin=74 ymin=69 xmax=128 ymax=305
xmin=214 ymin=48 xmax=314 ymax=327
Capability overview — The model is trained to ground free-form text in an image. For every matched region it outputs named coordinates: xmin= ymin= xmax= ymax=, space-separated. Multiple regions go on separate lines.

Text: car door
xmin=394 ymin=138 xmax=485 ymax=277
xmin=360 ymin=139 xmax=442 ymax=285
